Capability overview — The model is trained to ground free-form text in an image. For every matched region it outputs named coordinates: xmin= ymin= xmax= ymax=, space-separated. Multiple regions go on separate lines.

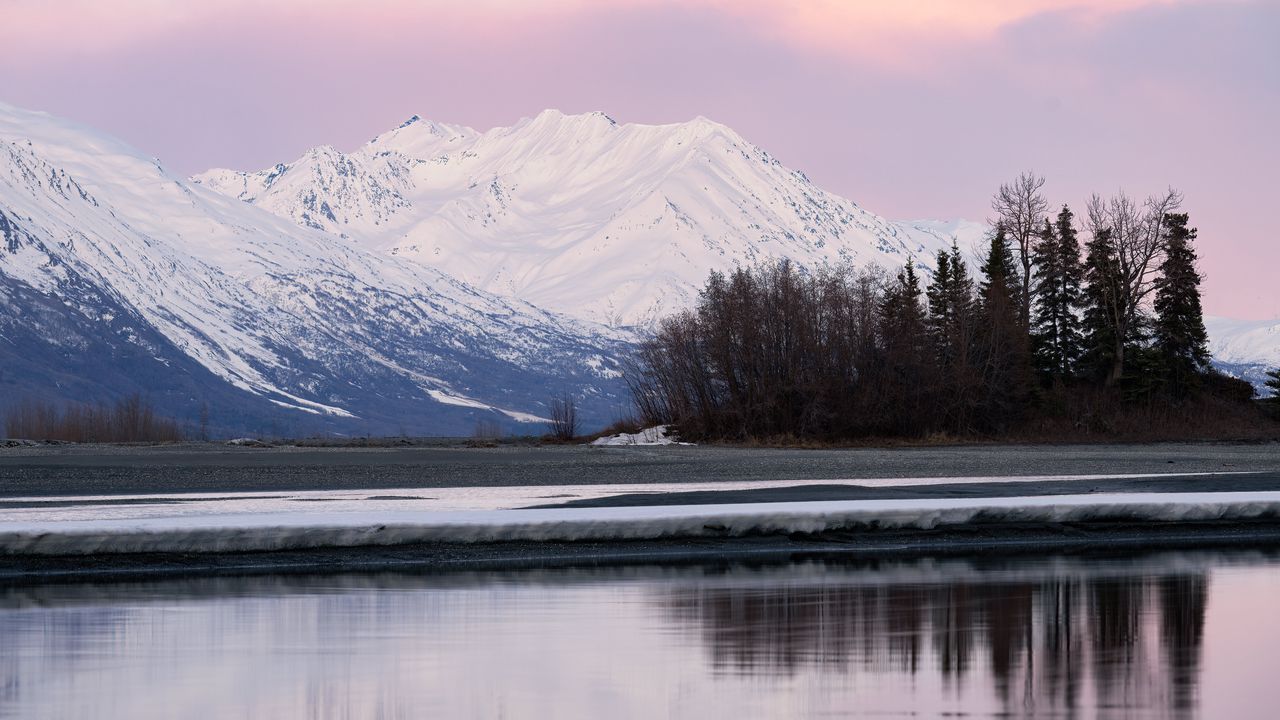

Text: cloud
xmin=6 ymin=0 xmax=1185 ymax=60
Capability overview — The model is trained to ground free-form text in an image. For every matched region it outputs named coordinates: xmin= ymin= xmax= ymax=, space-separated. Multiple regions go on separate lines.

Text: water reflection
xmin=662 ymin=562 xmax=1215 ymax=717
xmin=0 ymin=552 xmax=1276 ymax=719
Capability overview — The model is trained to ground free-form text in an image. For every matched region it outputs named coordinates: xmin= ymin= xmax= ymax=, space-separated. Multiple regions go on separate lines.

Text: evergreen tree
xmin=882 ymin=260 xmax=928 ymax=357
xmin=1030 ymin=218 xmax=1064 ymax=379
xmin=948 ymin=243 xmax=975 ymax=311
xmin=926 ymin=247 xmax=954 ymax=355
xmin=927 ymin=241 xmax=977 ymax=367
xmin=880 ymin=260 xmax=935 ymax=433
xmin=1153 ymin=213 xmax=1209 ymax=397
xmin=982 ymin=227 xmax=1026 ymax=319
xmin=1054 ymin=205 xmax=1085 ymax=367
xmin=981 ymin=226 xmax=1021 ymax=313
xmin=1031 ymin=206 xmax=1085 ymax=381
xmin=976 ymin=226 xmax=1031 ymax=427
xmin=1081 ymin=226 xmax=1120 ymax=383
xmin=939 ymin=243 xmax=978 ymax=430
xmin=1265 ymin=368 xmax=1280 ymax=402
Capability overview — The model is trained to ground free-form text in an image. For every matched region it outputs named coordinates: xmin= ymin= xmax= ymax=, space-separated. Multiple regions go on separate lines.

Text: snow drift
xmin=4 ymin=492 xmax=1280 ymax=556
xmin=590 ymin=425 xmax=690 ymax=446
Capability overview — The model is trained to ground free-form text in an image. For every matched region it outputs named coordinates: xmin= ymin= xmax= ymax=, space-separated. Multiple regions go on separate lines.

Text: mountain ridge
xmin=4 ymin=100 xmax=1273 ymax=440
xmin=195 ymin=109 xmax=988 ymax=326
xmin=1206 ymin=316 xmax=1280 ymax=395
xmin=0 ymin=101 xmax=630 ymax=436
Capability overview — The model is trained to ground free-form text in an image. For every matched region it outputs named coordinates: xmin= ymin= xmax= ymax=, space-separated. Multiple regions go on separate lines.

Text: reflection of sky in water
xmin=2 ymin=553 xmax=1279 ymax=719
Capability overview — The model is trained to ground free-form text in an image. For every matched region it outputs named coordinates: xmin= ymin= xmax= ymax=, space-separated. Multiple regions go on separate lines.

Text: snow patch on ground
xmin=591 ymin=425 xmax=690 ymax=446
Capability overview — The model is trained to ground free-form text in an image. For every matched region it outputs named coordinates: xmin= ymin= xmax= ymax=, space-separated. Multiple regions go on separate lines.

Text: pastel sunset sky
xmin=3 ymin=0 xmax=1276 ymax=318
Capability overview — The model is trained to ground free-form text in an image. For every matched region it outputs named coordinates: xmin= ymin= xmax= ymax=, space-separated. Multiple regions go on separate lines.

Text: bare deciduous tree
xmin=991 ymin=171 xmax=1049 ymax=326
xmin=473 ymin=417 xmax=503 ymax=441
xmin=1085 ymin=188 xmax=1183 ymax=386
xmin=3 ymin=394 xmax=183 ymax=442
xmin=199 ymin=402 xmax=210 ymax=442
xmin=547 ymin=392 xmax=579 ymax=441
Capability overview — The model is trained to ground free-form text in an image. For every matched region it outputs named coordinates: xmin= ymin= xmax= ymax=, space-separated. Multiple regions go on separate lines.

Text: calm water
xmin=3 ymin=552 xmax=1279 ymax=719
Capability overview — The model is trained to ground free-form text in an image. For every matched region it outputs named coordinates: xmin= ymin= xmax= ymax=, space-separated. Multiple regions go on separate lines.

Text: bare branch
xmin=990 ymin=171 xmax=1049 ymax=324
xmin=1084 ymin=187 xmax=1183 ymax=385
xmin=547 ymin=392 xmax=578 ymax=441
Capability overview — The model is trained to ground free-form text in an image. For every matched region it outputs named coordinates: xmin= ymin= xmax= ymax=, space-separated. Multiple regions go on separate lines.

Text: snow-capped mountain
xmin=0 ymin=102 xmax=630 ymax=436
xmin=1207 ymin=316 xmax=1280 ymax=395
xmin=196 ymin=110 xmax=986 ymax=326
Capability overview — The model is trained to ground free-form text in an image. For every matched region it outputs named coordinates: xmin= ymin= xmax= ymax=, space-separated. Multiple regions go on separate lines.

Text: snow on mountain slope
xmin=0 ymin=102 xmax=630 ymax=434
xmin=1206 ymin=316 xmax=1279 ymax=395
xmin=1207 ymin=317 xmax=1280 ymax=366
xmin=196 ymin=110 xmax=985 ymax=326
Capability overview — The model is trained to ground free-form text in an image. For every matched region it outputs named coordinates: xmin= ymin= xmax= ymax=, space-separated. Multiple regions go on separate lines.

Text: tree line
xmin=3 ymin=394 xmax=183 ymax=443
xmin=629 ymin=173 xmax=1262 ymax=441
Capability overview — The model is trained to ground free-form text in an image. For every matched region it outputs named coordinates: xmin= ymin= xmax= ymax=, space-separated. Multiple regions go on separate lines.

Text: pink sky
xmin=3 ymin=0 xmax=1276 ymax=318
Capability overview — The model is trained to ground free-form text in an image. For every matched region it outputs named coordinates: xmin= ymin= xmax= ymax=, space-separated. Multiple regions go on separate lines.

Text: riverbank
xmin=4 ymin=485 xmax=1280 ymax=580
xmin=7 ymin=515 xmax=1280 ymax=582
xmin=4 ymin=442 xmax=1279 ymax=581
xmin=3 ymin=441 xmax=1278 ymax=497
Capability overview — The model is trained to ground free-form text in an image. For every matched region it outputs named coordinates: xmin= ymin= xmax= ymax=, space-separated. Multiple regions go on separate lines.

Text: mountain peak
xmin=0 ymin=100 xmax=631 ymax=435
xmin=191 ymin=109 xmax=983 ymax=326
xmin=305 ymin=144 xmax=341 ymax=158
xmin=589 ymin=111 xmax=618 ymax=126
xmin=524 ymin=109 xmax=620 ymax=133
xmin=366 ymin=115 xmax=477 ymax=154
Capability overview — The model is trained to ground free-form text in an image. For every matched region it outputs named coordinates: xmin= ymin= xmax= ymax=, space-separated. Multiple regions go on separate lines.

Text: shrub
xmin=546 ymin=393 xmax=578 ymax=442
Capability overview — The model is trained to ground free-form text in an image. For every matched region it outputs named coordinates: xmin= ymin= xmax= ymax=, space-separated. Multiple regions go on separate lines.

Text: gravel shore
xmin=2 ymin=441 xmax=1277 ymax=497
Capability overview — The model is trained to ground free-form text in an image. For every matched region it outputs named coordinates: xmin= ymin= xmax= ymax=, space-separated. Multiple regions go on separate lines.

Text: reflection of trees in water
xmin=0 ymin=607 xmax=135 ymax=711
xmin=1160 ymin=576 xmax=1208 ymax=716
xmin=662 ymin=571 xmax=1208 ymax=716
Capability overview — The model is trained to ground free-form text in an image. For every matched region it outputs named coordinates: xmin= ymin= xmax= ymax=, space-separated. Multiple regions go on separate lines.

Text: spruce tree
xmin=936 ymin=243 xmax=972 ymax=427
xmin=880 ymin=261 xmax=934 ymax=433
xmin=1081 ymin=227 xmax=1120 ymax=384
xmin=1265 ymin=368 xmax=1280 ymax=402
xmin=947 ymin=243 xmax=976 ymax=334
xmin=1030 ymin=219 xmax=1064 ymax=379
xmin=976 ymin=226 xmax=1031 ymax=427
xmin=1031 ymin=206 xmax=1085 ymax=382
xmin=1153 ymin=213 xmax=1209 ymax=397
xmin=926 ymin=248 xmax=954 ymax=357
xmin=882 ymin=260 xmax=928 ymax=355
xmin=947 ymin=240 xmax=972 ymax=366
xmin=929 ymin=242 xmax=976 ymax=361
xmin=981 ymin=227 xmax=1021 ymax=316
xmin=1054 ymin=206 xmax=1084 ymax=372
